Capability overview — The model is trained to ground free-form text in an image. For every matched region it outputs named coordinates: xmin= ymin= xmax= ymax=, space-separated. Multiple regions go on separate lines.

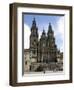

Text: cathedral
xmin=24 ymin=18 xmax=63 ymax=72
xmin=30 ymin=18 xmax=57 ymax=63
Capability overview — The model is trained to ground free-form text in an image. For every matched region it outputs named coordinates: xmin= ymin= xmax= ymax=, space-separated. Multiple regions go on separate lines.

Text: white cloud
xmin=54 ymin=17 xmax=64 ymax=52
xmin=57 ymin=17 xmax=64 ymax=39
xmin=38 ymin=30 xmax=42 ymax=39
xmin=24 ymin=24 xmax=31 ymax=49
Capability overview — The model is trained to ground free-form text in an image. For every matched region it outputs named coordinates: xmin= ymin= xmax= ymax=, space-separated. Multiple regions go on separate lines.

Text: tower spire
xmin=47 ymin=22 xmax=53 ymax=36
xmin=41 ymin=28 xmax=46 ymax=39
xmin=32 ymin=17 xmax=36 ymax=27
xmin=48 ymin=23 xmax=52 ymax=31
xmin=42 ymin=28 xmax=46 ymax=35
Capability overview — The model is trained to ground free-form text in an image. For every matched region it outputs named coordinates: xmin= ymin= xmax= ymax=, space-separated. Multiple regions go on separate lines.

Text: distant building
xmin=57 ymin=50 xmax=63 ymax=62
xmin=24 ymin=49 xmax=30 ymax=72
xmin=24 ymin=18 xmax=63 ymax=72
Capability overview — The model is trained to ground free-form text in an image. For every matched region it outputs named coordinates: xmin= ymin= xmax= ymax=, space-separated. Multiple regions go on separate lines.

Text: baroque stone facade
xmin=24 ymin=18 xmax=63 ymax=72
xmin=30 ymin=18 xmax=57 ymax=63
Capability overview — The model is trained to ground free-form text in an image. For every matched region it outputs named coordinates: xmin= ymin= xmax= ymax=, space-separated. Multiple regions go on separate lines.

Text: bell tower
xmin=30 ymin=18 xmax=38 ymax=62
xmin=47 ymin=23 xmax=57 ymax=62
xmin=40 ymin=29 xmax=47 ymax=63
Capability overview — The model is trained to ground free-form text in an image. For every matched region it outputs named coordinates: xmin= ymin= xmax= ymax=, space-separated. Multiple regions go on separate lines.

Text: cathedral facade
xmin=30 ymin=18 xmax=57 ymax=63
xmin=24 ymin=18 xmax=63 ymax=72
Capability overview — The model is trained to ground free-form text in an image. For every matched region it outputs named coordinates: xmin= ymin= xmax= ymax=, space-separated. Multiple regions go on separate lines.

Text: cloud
xmin=54 ymin=17 xmax=64 ymax=52
xmin=24 ymin=24 xmax=31 ymax=49
xmin=38 ymin=30 xmax=42 ymax=39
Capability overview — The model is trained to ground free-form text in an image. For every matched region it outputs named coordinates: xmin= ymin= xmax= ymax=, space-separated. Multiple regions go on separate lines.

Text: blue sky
xmin=23 ymin=14 xmax=64 ymax=52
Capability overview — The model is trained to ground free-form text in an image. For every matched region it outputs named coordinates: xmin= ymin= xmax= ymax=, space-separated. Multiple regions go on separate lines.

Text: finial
xmin=48 ymin=22 xmax=52 ymax=30
xmin=33 ymin=17 xmax=36 ymax=22
xmin=43 ymin=27 xmax=45 ymax=31
xmin=49 ymin=22 xmax=51 ymax=25
xmin=42 ymin=28 xmax=46 ymax=35
xmin=49 ymin=22 xmax=51 ymax=27
xmin=32 ymin=17 xmax=36 ymax=26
